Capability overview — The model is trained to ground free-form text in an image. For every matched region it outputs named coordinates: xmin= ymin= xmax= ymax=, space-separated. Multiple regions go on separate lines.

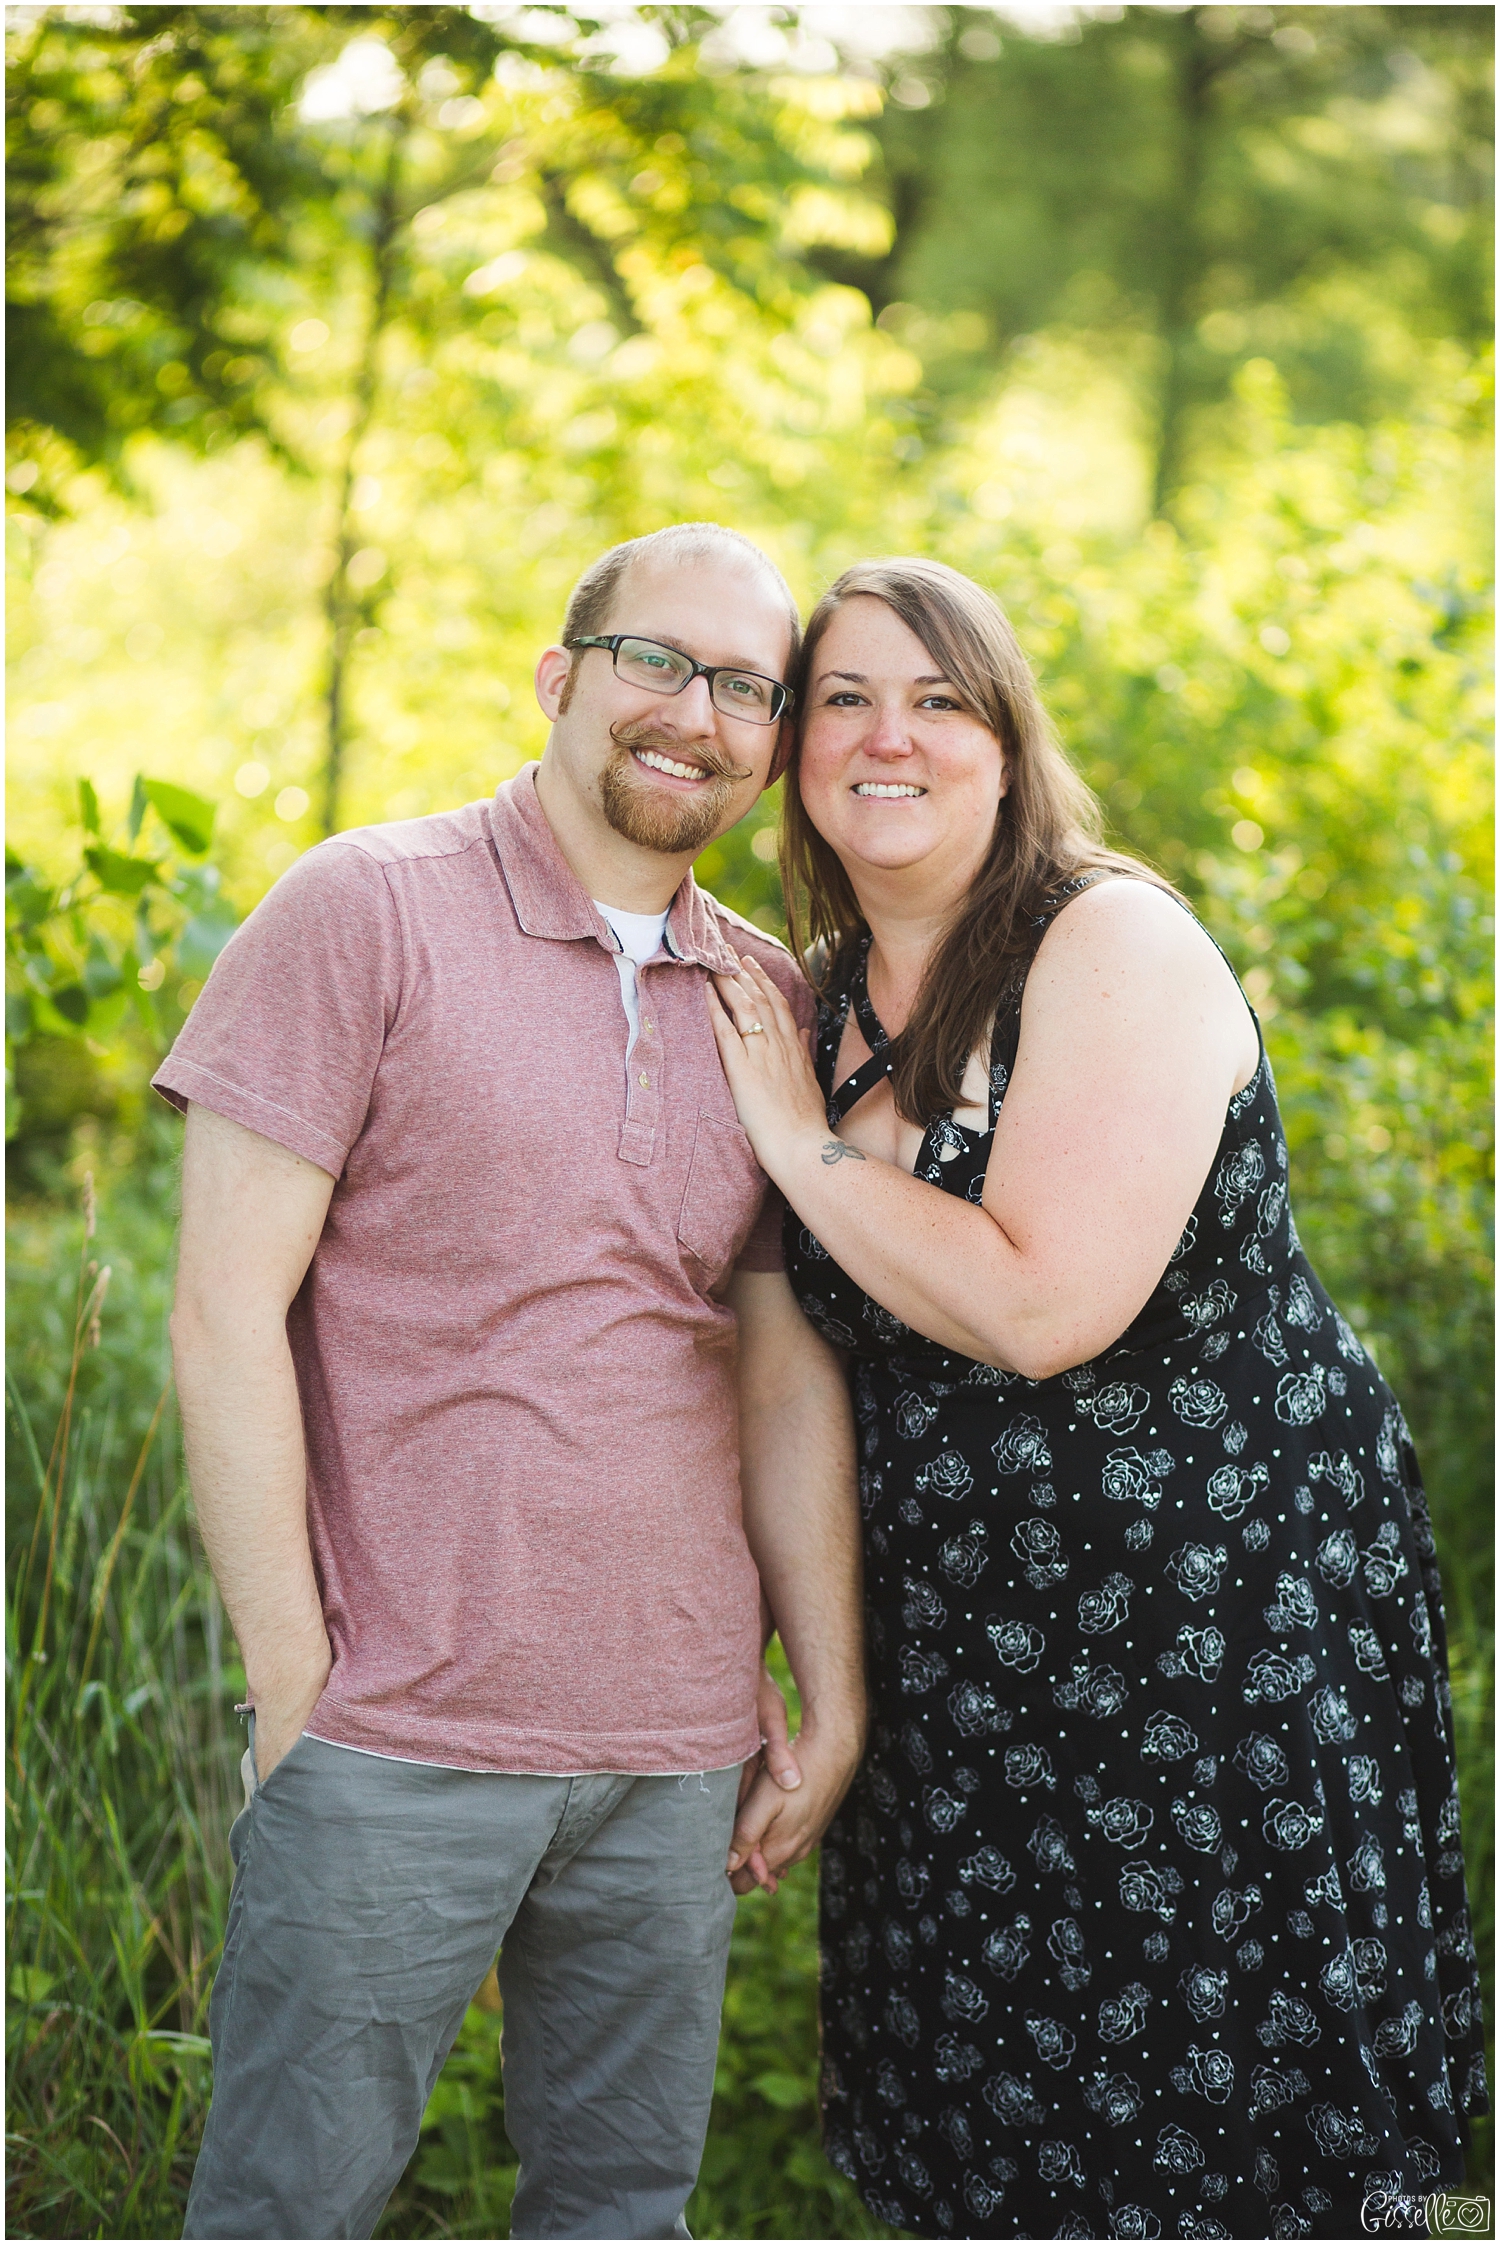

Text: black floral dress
xmin=786 ymin=895 xmax=1486 ymax=2242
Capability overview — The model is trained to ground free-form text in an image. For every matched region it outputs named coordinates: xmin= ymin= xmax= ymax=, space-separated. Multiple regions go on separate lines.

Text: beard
xmin=597 ymin=721 xmax=754 ymax=857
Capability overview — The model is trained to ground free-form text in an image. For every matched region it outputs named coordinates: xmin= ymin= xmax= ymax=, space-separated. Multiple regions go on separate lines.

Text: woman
xmin=708 ymin=559 xmax=1485 ymax=2240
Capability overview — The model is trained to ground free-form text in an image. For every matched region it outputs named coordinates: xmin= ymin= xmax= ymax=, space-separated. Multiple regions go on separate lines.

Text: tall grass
xmin=6 ymin=1174 xmax=228 ymax=2236
xmin=5 ymin=1170 xmax=888 ymax=2240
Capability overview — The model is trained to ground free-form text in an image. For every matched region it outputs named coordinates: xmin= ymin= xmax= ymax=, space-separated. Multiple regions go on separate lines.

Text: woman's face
xmin=796 ymin=595 xmax=1010 ymax=890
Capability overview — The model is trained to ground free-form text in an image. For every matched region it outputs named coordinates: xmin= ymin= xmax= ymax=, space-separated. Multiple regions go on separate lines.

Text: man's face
xmin=536 ymin=554 xmax=793 ymax=859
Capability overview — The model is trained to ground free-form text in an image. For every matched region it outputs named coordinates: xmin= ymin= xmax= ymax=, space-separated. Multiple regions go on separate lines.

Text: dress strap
xmin=826 ymin=942 xmax=896 ymax=1125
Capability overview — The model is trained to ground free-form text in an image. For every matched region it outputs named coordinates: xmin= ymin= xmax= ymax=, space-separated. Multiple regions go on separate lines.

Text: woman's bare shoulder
xmin=1023 ymin=873 xmax=1258 ymax=1086
xmin=1034 ymin=872 xmax=1215 ymax=976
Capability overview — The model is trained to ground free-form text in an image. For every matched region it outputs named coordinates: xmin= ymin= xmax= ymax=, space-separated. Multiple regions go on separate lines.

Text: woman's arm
xmin=709 ymin=880 xmax=1258 ymax=1381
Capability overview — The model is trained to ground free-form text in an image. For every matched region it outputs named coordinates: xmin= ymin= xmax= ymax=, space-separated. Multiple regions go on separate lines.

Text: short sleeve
xmin=152 ymin=840 xmax=402 ymax=1178
xmin=735 ymin=1180 xmax=788 ymax=1273
xmin=731 ymin=935 xmax=815 ymax=1276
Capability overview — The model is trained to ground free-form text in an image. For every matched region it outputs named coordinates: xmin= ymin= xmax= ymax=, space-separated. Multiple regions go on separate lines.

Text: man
xmin=158 ymin=521 xmax=864 ymax=2241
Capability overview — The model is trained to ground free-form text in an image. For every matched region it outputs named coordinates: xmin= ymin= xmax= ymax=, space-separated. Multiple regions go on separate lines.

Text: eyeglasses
xmin=565 ymin=634 xmax=793 ymax=725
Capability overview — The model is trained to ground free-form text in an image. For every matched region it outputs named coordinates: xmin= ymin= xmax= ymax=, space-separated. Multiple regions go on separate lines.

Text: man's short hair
xmin=560 ymin=524 xmax=801 ymax=693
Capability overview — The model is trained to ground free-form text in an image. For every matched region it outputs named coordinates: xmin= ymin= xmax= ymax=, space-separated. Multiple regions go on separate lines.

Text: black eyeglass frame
xmin=564 ymin=634 xmax=794 ymax=725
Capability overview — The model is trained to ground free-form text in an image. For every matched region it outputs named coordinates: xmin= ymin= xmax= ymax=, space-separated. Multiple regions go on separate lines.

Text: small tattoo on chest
xmin=821 ymin=1139 xmax=867 ymax=1164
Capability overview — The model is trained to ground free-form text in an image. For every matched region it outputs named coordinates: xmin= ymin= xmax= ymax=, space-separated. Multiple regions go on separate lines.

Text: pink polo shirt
xmin=153 ymin=766 xmax=812 ymax=1774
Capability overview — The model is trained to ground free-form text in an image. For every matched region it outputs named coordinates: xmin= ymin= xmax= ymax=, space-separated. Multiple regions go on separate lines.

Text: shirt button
xmin=639 ymin=1073 xmax=650 ymax=1087
xmin=641 ymin=1022 xmax=653 ymax=1035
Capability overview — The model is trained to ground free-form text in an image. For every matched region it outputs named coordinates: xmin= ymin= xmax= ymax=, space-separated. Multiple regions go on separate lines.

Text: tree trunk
xmin=1152 ymin=12 xmax=1233 ymax=516
xmin=319 ymin=123 xmax=404 ymax=839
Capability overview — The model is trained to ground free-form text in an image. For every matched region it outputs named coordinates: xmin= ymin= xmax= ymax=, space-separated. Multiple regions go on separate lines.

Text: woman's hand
xmin=727 ymin=1717 xmax=864 ymax=1898
xmin=707 ymin=953 xmax=828 ymax=1178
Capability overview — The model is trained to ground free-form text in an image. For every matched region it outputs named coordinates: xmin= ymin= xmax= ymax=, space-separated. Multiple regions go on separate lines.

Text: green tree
xmin=814 ymin=3 xmax=1493 ymax=506
xmin=7 ymin=4 xmax=896 ymax=830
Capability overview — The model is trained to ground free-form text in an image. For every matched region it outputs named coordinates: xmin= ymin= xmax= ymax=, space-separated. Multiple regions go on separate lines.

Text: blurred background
xmin=6 ymin=4 xmax=1492 ymax=2235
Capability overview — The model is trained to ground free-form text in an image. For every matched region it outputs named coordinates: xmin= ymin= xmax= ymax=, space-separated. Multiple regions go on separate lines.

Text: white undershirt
xmin=593 ymin=901 xmax=670 ymax=1058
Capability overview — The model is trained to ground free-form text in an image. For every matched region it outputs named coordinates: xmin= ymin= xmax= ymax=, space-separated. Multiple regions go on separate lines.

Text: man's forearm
xmin=727 ymin=1269 xmax=865 ymax=1891
xmin=172 ymin=1308 xmax=330 ymax=1721
xmin=732 ymin=1279 xmax=865 ymax=1749
xmin=741 ymin=1397 xmax=864 ymax=1745
xmin=173 ymin=1104 xmax=337 ymax=1774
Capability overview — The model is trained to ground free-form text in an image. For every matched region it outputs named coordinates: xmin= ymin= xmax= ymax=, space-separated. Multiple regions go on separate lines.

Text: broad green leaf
xmin=5 ymin=864 xmax=54 ymax=926
xmin=127 ymin=773 xmax=148 ymax=844
xmin=142 ymin=778 xmax=216 ymax=856
xmin=49 ymin=983 xmax=89 ymax=1026
xmin=78 ymin=777 xmax=100 ymax=835
xmin=6 ymin=992 xmax=34 ymax=1041
xmin=85 ymin=846 xmax=158 ymax=898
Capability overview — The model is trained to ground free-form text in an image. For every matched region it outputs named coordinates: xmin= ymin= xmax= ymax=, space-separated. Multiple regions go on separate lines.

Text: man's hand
xmin=248 ymin=1648 xmax=332 ymax=1792
xmin=727 ymin=1718 xmax=863 ymax=1897
xmin=736 ymin=1659 xmax=805 ymax=1817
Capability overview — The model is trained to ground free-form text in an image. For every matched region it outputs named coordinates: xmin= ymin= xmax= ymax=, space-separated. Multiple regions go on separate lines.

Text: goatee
xmin=598 ymin=724 xmax=753 ymax=857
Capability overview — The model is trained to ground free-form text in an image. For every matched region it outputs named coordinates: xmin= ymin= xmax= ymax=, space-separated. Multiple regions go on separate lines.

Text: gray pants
xmin=183 ymin=1734 xmax=741 ymax=2241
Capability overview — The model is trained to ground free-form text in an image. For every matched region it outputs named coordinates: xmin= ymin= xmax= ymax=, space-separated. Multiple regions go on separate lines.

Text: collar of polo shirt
xmin=489 ymin=763 xmax=743 ymax=977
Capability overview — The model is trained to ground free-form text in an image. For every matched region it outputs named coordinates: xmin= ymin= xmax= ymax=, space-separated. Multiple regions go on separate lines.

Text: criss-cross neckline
xmin=825 ymin=939 xmax=900 ymax=1128
xmin=822 ymin=876 xmax=1120 ymax=1143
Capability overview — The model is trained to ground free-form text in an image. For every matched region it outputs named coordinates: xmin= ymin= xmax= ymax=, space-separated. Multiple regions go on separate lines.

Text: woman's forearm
xmin=765 ymin=1125 xmax=1074 ymax=1374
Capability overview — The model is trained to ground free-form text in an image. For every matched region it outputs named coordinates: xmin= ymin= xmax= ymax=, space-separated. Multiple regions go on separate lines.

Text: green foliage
xmin=5 ymin=775 xmax=236 ymax=1159
xmin=6 ymin=1174 xmax=231 ymax=2241
xmin=5 ymin=5 xmax=1492 ymax=2234
xmin=5 ymin=5 xmax=886 ymax=494
xmin=825 ymin=6 xmax=1493 ymax=500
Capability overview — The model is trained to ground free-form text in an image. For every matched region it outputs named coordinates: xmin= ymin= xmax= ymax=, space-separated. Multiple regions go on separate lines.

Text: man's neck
xmin=533 ymin=752 xmax=692 ymax=915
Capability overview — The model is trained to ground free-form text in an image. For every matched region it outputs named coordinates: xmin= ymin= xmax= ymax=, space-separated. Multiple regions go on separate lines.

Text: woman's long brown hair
xmin=780 ymin=557 xmax=1176 ymax=1126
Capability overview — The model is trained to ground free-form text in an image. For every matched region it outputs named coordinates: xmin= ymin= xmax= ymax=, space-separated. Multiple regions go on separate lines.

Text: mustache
xmin=609 ymin=718 xmax=753 ymax=787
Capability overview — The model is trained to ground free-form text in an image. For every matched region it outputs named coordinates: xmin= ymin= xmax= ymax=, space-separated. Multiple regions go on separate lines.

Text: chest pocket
xmin=677 ymin=1113 xmax=765 ymax=1287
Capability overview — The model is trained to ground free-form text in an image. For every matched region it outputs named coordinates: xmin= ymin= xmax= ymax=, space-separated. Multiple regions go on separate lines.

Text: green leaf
xmin=751 ymin=2070 xmax=812 ymax=2110
xmin=5 ymin=864 xmax=54 ymax=927
xmin=50 ymin=983 xmax=89 ymax=1025
xmin=127 ymin=773 xmax=148 ymax=844
xmin=6 ymin=992 xmax=34 ymax=1041
xmin=85 ymin=846 xmax=158 ymax=897
xmin=78 ymin=777 xmax=100 ymax=835
xmin=142 ymin=778 xmax=216 ymax=856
